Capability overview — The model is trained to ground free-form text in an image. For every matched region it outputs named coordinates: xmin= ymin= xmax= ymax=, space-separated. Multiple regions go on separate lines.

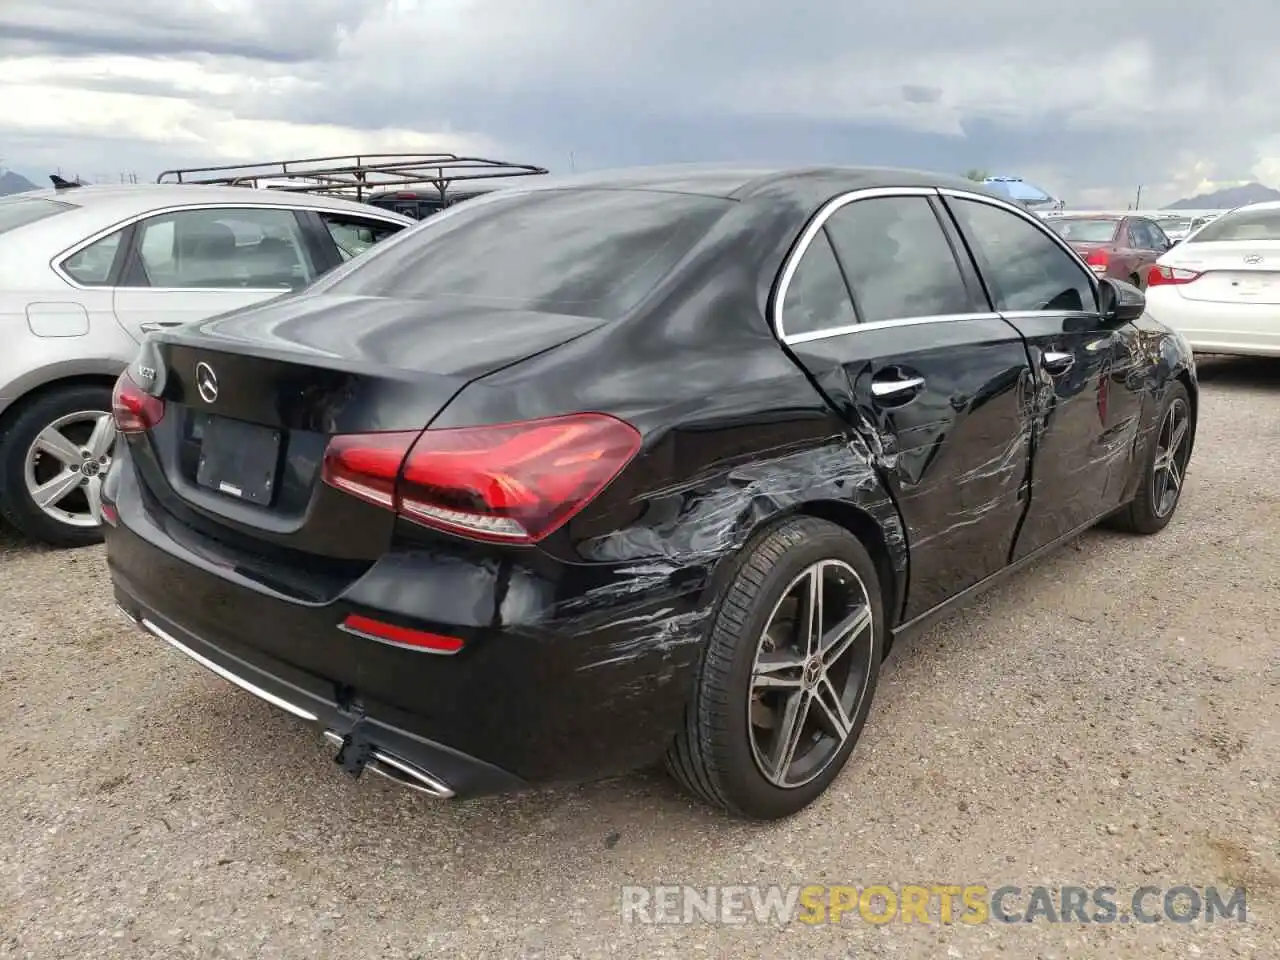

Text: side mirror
xmin=1098 ymin=276 xmax=1145 ymax=323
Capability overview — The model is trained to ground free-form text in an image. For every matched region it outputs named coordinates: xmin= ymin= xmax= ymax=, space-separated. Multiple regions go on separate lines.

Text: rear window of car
xmin=1183 ymin=208 xmax=1280 ymax=242
xmin=0 ymin=197 xmax=76 ymax=235
xmin=314 ymin=188 xmax=732 ymax=319
xmin=1046 ymin=218 xmax=1118 ymax=243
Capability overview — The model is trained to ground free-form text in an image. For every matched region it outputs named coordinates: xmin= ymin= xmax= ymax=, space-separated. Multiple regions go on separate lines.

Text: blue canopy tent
xmin=981 ymin=176 xmax=1063 ymax=209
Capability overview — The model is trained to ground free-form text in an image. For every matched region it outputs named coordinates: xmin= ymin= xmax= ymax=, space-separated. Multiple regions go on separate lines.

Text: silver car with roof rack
xmin=0 ymin=172 xmax=419 ymax=547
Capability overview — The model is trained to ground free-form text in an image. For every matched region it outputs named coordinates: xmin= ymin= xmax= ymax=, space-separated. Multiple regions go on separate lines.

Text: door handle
xmin=1041 ymin=350 xmax=1074 ymax=374
xmin=871 ymin=373 xmax=926 ymax=399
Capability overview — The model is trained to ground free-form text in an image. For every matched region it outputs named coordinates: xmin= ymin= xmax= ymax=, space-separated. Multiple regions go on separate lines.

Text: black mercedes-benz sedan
xmin=102 ymin=165 xmax=1197 ymax=820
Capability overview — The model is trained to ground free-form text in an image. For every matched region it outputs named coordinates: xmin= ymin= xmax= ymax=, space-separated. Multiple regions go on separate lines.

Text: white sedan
xmin=1145 ymin=202 xmax=1280 ymax=357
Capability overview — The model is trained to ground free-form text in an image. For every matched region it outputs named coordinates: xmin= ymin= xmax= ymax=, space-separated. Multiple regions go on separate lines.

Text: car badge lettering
xmin=195 ymin=362 xmax=219 ymax=404
xmin=1243 ymin=254 xmax=1263 ymax=264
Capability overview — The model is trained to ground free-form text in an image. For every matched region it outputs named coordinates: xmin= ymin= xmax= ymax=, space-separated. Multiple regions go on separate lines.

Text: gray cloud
xmin=3 ymin=0 xmax=1279 ymax=204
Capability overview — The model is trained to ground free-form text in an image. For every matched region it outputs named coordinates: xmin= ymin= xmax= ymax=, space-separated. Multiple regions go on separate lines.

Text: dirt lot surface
xmin=2 ymin=356 xmax=1278 ymax=959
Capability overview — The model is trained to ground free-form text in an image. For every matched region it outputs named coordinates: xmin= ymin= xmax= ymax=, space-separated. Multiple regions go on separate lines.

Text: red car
xmin=1045 ymin=215 xmax=1173 ymax=288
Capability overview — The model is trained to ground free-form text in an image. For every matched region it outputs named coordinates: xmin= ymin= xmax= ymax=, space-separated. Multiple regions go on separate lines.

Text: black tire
xmin=666 ymin=516 xmax=885 ymax=820
xmin=0 ymin=384 xmax=115 ymax=548
xmin=1110 ymin=381 xmax=1193 ymax=535
xmin=1129 ymin=272 xmax=1144 ymax=291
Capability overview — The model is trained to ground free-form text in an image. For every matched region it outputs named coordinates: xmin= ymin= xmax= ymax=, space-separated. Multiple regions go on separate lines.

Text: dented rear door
xmin=777 ymin=190 xmax=1034 ymax=621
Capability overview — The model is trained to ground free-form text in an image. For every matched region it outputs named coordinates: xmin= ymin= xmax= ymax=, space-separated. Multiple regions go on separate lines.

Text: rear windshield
xmin=1046 ymin=218 xmax=1118 ymax=243
xmin=314 ymin=188 xmax=732 ymax=319
xmin=0 ymin=196 xmax=76 ymax=235
xmin=1184 ymin=208 xmax=1280 ymax=242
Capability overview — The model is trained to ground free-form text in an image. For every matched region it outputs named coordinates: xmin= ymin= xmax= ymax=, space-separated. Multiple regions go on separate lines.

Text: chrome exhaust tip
xmin=324 ymin=730 xmax=454 ymax=799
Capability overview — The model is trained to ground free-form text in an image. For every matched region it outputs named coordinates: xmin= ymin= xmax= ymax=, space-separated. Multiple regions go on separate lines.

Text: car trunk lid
xmin=1161 ymin=240 xmax=1280 ymax=304
xmin=126 ymin=294 xmax=606 ymax=561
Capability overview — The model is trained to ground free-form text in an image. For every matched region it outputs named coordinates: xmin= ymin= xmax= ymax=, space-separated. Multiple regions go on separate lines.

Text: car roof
xmin=1052 ymin=213 xmax=1125 ymax=221
xmin=502 ymin=164 xmax=1022 ymax=206
xmin=3 ymin=183 xmax=416 ymax=222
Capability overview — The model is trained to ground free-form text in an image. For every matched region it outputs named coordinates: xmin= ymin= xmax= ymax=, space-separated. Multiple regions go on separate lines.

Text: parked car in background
xmin=104 ymin=165 xmax=1197 ymax=820
xmin=1044 ymin=214 xmax=1173 ymax=287
xmin=0 ymin=183 xmax=414 ymax=547
xmin=1153 ymin=213 xmax=1216 ymax=245
xmin=1146 ymin=201 xmax=1280 ymax=357
xmin=364 ymin=187 xmax=495 ymax=220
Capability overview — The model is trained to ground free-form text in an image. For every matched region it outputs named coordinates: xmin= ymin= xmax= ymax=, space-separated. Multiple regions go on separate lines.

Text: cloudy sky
xmin=1 ymin=0 xmax=1275 ymax=207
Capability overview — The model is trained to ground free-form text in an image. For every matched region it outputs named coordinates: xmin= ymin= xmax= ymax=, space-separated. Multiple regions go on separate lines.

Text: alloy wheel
xmin=748 ymin=559 xmax=875 ymax=789
xmin=1151 ymin=397 xmax=1191 ymax=519
xmin=22 ymin=410 xmax=116 ymax=529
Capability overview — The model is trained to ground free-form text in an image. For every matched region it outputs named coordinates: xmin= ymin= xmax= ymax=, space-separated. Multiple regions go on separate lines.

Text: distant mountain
xmin=0 ymin=170 xmax=39 ymax=196
xmin=1167 ymin=182 xmax=1280 ymax=209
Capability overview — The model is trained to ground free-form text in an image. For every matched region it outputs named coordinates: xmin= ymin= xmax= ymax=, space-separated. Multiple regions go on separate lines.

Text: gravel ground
xmin=2 ymin=356 xmax=1278 ymax=960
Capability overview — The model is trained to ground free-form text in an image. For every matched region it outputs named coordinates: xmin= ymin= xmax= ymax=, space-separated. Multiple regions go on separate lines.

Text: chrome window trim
xmin=937 ymin=187 xmax=1102 ymax=303
xmin=773 ymin=186 xmax=943 ymax=343
xmin=784 ymin=311 xmax=1004 ymax=345
xmin=50 ymin=201 xmax=411 ymax=292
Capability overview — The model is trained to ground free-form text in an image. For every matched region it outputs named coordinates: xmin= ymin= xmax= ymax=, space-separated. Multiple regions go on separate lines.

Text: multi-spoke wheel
xmin=1150 ymin=396 xmax=1191 ymax=519
xmin=0 ymin=383 xmax=117 ymax=547
xmin=667 ymin=516 xmax=885 ymax=820
xmin=1110 ymin=380 xmax=1195 ymax=535
xmin=749 ymin=560 xmax=875 ymax=790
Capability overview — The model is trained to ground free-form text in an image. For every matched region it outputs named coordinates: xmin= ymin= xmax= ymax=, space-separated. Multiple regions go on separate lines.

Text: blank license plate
xmin=195 ymin=416 xmax=281 ymax=504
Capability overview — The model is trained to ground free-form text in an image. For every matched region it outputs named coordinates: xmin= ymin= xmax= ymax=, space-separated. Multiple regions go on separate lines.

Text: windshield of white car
xmin=1047 ymin=218 xmax=1118 ymax=243
xmin=1186 ymin=209 xmax=1280 ymax=242
xmin=0 ymin=196 xmax=77 ymax=235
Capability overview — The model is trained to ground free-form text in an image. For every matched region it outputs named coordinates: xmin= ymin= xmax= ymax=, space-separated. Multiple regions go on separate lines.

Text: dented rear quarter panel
xmin=403 ymin=201 xmax=910 ymax=773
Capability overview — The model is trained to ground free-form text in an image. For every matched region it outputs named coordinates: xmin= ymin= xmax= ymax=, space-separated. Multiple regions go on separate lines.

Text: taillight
xmin=321 ymin=413 xmax=642 ymax=544
xmin=1147 ymin=264 xmax=1202 ymax=287
xmin=1084 ymin=249 xmax=1110 ymax=273
xmin=111 ymin=371 xmax=165 ymax=433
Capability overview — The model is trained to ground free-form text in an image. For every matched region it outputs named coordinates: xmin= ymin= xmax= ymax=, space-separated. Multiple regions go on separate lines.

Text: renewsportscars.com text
xmin=620 ymin=884 xmax=1248 ymax=925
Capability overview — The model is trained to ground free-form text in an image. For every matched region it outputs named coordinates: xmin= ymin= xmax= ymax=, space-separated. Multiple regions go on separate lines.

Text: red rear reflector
xmin=1147 ymin=264 xmax=1202 ymax=287
xmin=321 ymin=413 xmax=641 ymax=544
xmin=340 ymin=613 xmax=464 ymax=654
xmin=111 ymin=371 xmax=165 ymax=433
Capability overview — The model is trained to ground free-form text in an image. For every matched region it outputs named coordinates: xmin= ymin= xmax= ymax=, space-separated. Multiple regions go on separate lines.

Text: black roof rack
xmin=155 ymin=153 xmax=550 ymax=201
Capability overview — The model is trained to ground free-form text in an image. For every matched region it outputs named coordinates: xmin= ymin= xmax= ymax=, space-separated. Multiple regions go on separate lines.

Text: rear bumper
xmin=103 ymin=444 xmax=710 ymax=791
xmin=1145 ymin=287 xmax=1280 ymax=357
xmin=114 ymin=595 xmax=521 ymax=798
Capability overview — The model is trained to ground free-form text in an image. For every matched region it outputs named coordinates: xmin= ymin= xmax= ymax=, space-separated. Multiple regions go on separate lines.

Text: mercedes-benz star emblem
xmin=195 ymin=362 xmax=219 ymax=404
xmin=1243 ymin=254 xmax=1264 ymax=264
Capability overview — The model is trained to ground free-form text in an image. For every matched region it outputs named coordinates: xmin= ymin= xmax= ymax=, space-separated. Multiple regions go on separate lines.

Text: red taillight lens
xmin=1147 ymin=264 xmax=1202 ymax=287
xmin=340 ymin=613 xmax=464 ymax=654
xmin=111 ymin=372 xmax=165 ymax=434
xmin=320 ymin=413 xmax=642 ymax=544
xmin=1084 ymin=249 xmax=1110 ymax=271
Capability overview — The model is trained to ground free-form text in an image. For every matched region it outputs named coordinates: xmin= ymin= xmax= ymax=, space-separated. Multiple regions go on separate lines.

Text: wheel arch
xmin=0 ymin=367 xmax=123 ymax=435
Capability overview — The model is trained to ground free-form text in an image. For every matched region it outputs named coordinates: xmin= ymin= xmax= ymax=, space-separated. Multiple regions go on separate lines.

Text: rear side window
xmin=823 ymin=196 xmax=972 ymax=323
xmin=0 ymin=197 xmax=76 ymax=235
xmin=1187 ymin=208 xmax=1280 ymax=242
xmin=315 ymin=188 xmax=731 ymax=319
xmin=319 ymin=214 xmax=405 ymax=261
xmin=780 ymin=231 xmax=857 ymax=337
xmin=62 ymin=230 xmax=125 ymax=285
